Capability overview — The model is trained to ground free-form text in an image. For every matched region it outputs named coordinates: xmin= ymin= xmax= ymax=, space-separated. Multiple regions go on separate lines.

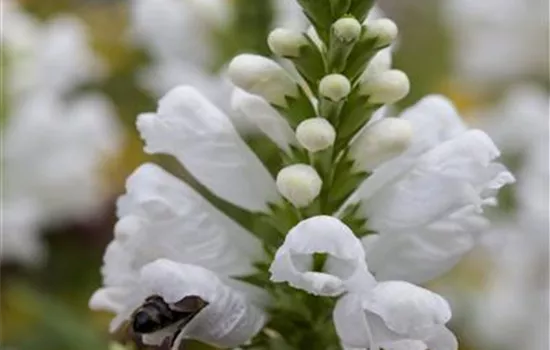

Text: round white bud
xmin=350 ymin=118 xmax=413 ymax=171
xmin=319 ymin=74 xmax=351 ymax=102
xmin=268 ymin=28 xmax=307 ymax=58
xmin=333 ymin=17 xmax=362 ymax=43
xmin=276 ymin=164 xmax=322 ymax=208
xmin=360 ymin=69 xmax=410 ymax=104
xmin=296 ymin=118 xmax=336 ymax=152
xmin=228 ymin=54 xmax=299 ymax=107
xmin=366 ymin=18 xmax=398 ymax=47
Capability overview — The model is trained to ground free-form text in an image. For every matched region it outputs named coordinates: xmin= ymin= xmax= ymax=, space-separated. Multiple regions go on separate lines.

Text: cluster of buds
xmin=229 ymin=1 xmax=411 ymax=214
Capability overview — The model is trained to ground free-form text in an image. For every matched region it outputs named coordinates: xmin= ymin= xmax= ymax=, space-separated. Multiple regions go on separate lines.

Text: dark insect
xmin=131 ymin=294 xmax=209 ymax=335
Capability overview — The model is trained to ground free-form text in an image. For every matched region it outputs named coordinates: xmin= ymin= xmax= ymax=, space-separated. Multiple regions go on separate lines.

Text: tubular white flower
xmin=92 ymin=259 xmax=266 ymax=349
xmin=267 ymin=28 xmax=308 ymax=58
xmin=276 ymin=164 xmax=322 ymax=208
xmin=319 ymin=74 xmax=351 ymax=102
xmin=296 ymin=118 xmax=336 ymax=152
xmin=333 ymin=281 xmax=457 ymax=350
xmin=269 ymin=216 xmax=375 ymax=296
xmin=228 ymin=54 xmax=299 ymax=108
xmin=365 ymin=18 xmax=398 ymax=47
xmin=360 ymin=69 xmax=410 ymax=104
xmin=341 ymin=95 xmax=515 ymax=284
xmin=137 ymin=86 xmax=280 ymax=212
xmin=115 ymin=163 xmax=264 ymax=277
xmin=350 ymin=118 xmax=413 ymax=171
xmin=333 ymin=17 xmax=362 ymax=43
xmin=231 ymin=88 xmax=297 ymax=152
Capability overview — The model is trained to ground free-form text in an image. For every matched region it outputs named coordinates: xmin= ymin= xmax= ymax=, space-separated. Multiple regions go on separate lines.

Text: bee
xmin=131 ymin=294 xmax=209 ymax=335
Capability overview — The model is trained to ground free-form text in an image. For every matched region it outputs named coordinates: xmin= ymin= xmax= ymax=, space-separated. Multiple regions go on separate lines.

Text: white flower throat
xmin=91 ymin=0 xmax=514 ymax=349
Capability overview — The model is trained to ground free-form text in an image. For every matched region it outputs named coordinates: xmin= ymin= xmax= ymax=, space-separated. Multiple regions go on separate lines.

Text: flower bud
xmin=366 ymin=18 xmax=398 ymax=47
xmin=350 ymin=118 xmax=413 ymax=171
xmin=228 ymin=54 xmax=299 ymax=108
xmin=276 ymin=164 xmax=322 ymax=207
xmin=268 ymin=28 xmax=308 ymax=58
xmin=333 ymin=17 xmax=362 ymax=43
xmin=296 ymin=118 xmax=336 ymax=152
xmin=319 ymin=74 xmax=351 ymax=102
xmin=360 ymin=47 xmax=392 ymax=81
xmin=359 ymin=69 xmax=410 ymax=104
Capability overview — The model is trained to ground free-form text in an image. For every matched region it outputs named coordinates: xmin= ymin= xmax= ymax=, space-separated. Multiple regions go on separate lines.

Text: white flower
xmin=350 ymin=117 xmax=413 ymax=171
xmin=319 ymin=74 xmax=352 ymax=102
xmin=92 ymin=259 xmax=265 ymax=349
xmin=2 ymin=1 xmax=105 ymax=98
xmin=334 ymin=281 xmax=457 ymax=350
xmin=359 ymin=70 xmax=410 ymax=105
xmin=231 ymin=88 xmax=297 ymax=153
xmin=92 ymin=86 xmax=276 ymax=346
xmin=269 ymin=216 xmax=375 ymax=296
xmin=228 ymin=54 xmax=299 ymax=108
xmin=444 ymin=0 xmax=548 ymax=88
xmin=276 ymin=165 xmax=322 ymax=208
xmin=342 ymin=95 xmax=514 ymax=284
xmin=136 ymin=86 xmax=280 ymax=212
xmin=296 ymin=118 xmax=336 ymax=152
xmin=4 ymin=93 xmax=121 ymax=223
xmin=365 ymin=18 xmax=399 ymax=48
xmin=1 ymin=5 xmax=122 ymax=266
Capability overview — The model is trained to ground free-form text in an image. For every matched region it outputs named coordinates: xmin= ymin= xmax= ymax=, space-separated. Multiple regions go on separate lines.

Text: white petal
xmin=362 ymin=281 xmax=452 ymax=337
xmin=399 ymin=95 xmax=466 ymax=156
xmin=362 ymin=208 xmax=486 ymax=284
xmin=362 ymin=130 xmax=506 ymax=233
xmin=269 ymin=216 xmax=375 ymax=296
xmin=115 ymin=163 xmax=263 ymax=277
xmin=231 ymin=88 xmax=296 ymax=152
xmin=137 ymin=86 xmax=279 ymax=211
xmin=139 ymin=259 xmax=266 ymax=348
xmin=423 ymin=326 xmax=458 ymax=350
xmin=334 ymin=293 xmax=374 ymax=347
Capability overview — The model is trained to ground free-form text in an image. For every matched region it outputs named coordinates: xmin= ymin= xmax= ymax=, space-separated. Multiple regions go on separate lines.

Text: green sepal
xmin=338 ymin=201 xmax=374 ymax=237
xmin=327 ymin=16 xmax=360 ymax=73
xmin=319 ymin=96 xmax=345 ymax=122
xmin=274 ymin=88 xmax=316 ymax=128
xmin=349 ymin=0 xmax=375 ymax=22
xmin=296 ymin=0 xmax=333 ymax=43
xmin=326 ymin=151 xmax=369 ymax=210
xmin=289 ymin=36 xmax=327 ymax=94
xmin=342 ymin=27 xmax=381 ymax=82
xmin=335 ymin=91 xmax=380 ymax=152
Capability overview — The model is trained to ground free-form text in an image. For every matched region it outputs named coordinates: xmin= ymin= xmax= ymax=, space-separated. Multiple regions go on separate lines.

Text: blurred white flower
xmin=1 ymin=3 xmax=122 ymax=266
xmin=344 ymin=95 xmax=514 ymax=284
xmin=444 ymin=0 xmax=549 ymax=89
xmin=2 ymin=0 xmax=105 ymax=98
xmin=459 ymin=85 xmax=549 ymax=350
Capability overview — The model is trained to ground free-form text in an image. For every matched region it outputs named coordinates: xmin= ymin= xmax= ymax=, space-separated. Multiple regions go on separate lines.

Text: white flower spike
xmin=269 ymin=216 xmax=375 ymax=296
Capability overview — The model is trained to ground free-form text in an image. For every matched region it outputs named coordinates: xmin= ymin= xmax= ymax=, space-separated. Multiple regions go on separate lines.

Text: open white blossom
xmin=343 ymin=95 xmax=514 ymax=284
xmin=334 ymin=281 xmax=457 ymax=350
xmin=1 ymin=2 xmax=122 ymax=266
xmin=92 ymin=86 xmax=277 ymax=346
xmin=269 ymin=216 xmax=375 ymax=296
